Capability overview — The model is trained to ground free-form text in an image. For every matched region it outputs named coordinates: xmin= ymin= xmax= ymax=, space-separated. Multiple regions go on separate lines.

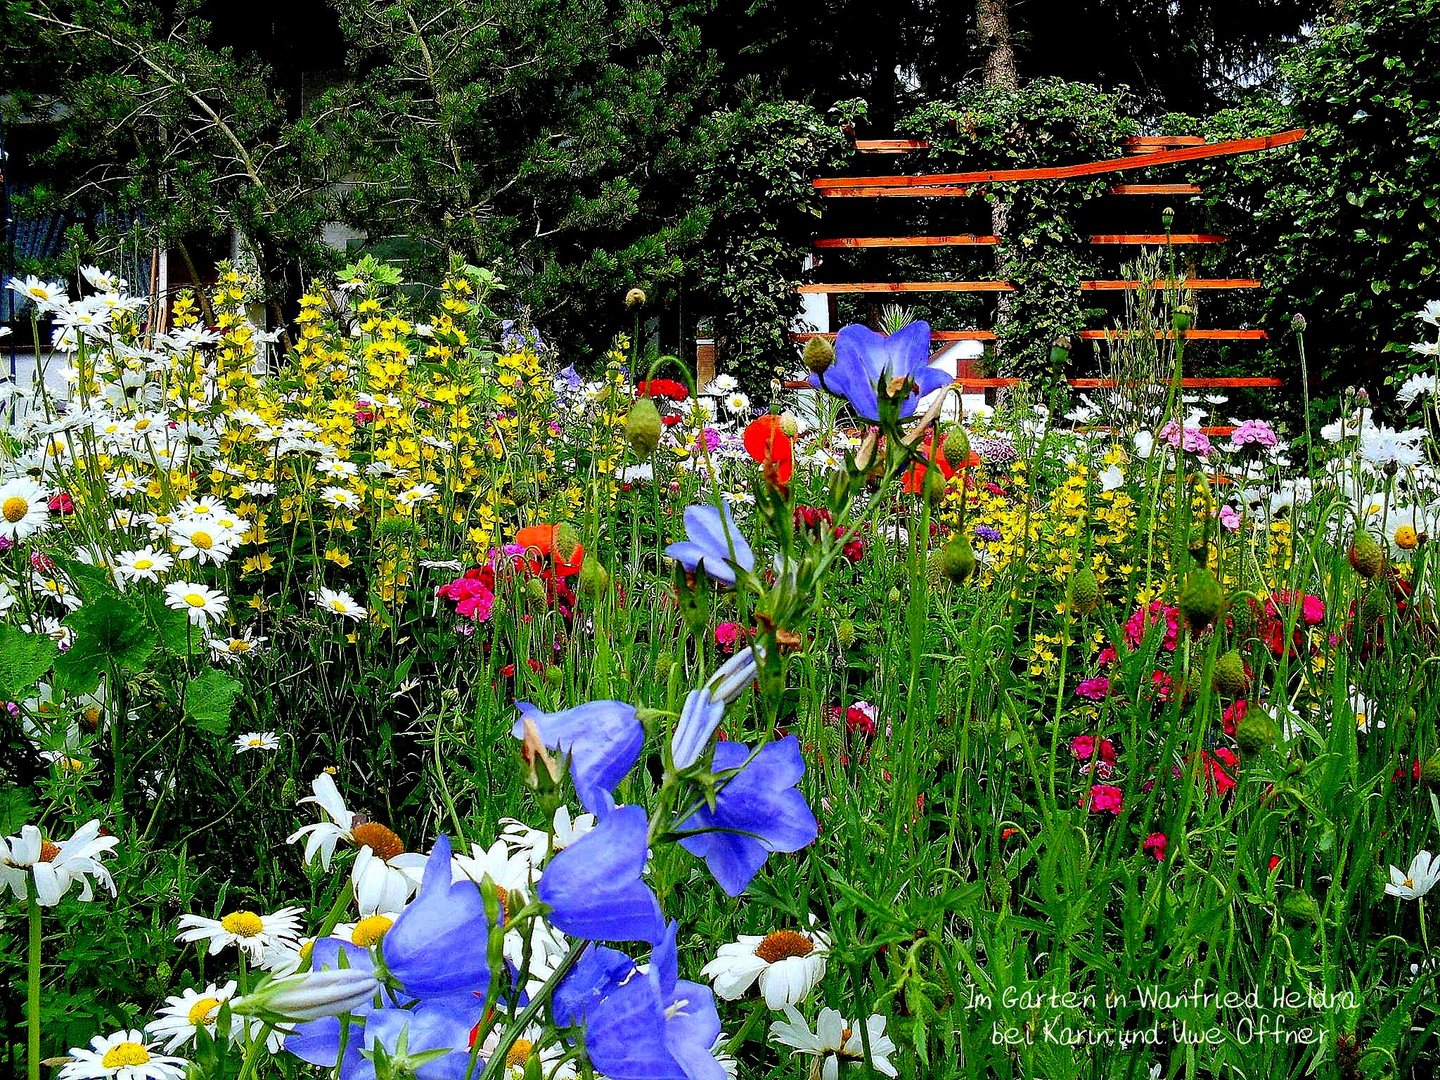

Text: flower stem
xmin=27 ymin=895 xmax=41 ymax=1080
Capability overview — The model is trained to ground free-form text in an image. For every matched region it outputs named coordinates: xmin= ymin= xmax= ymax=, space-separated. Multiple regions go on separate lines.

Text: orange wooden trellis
xmin=793 ymin=126 xmax=1306 ymax=400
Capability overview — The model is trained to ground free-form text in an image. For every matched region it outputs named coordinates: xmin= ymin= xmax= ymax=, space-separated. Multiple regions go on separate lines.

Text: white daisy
xmin=455 ymin=838 xmax=537 ymax=893
xmin=206 ymin=628 xmax=267 ymax=663
xmin=168 ymin=518 xmax=237 ymax=565
xmin=0 ymin=820 xmax=118 ymax=905
xmin=313 ymin=586 xmax=366 ymax=622
xmin=286 ymin=773 xmax=411 ymax=888
xmin=7 ymin=275 xmax=69 ymax=311
xmin=706 ymin=374 xmax=739 ymax=395
xmin=1360 ymin=425 xmax=1425 ymax=470
xmin=723 ymin=392 xmax=751 ymax=414
xmin=395 ymin=483 xmax=438 ymax=509
xmin=1385 ymin=850 xmax=1440 ymax=900
xmin=1396 ymin=373 xmax=1438 ymax=407
xmin=113 ymin=547 xmax=174 ymax=586
xmin=478 ymin=1023 xmax=577 ymax=1079
xmin=233 ymin=731 xmax=279 ymax=754
xmin=1349 ymin=690 xmax=1383 ymax=734
xmin=769 ymin=1006 xmax=898 ymax=1080
xmin=0 ymin=477 xmax=51 ymax=541
xmin=351 ymin=844 xmax=426 ymax=916
xmin=175 ymin=905 xmax=304 ymax=961
xmin=498 ymin=805 xmax=596 ymax=865
xmin=58 ymin=1029 xmax=187 ymax=1080
xmin=1418 ymin=299 xmax=1440 ymax=326
xmin=162 ymin=582 xmax=229 ymax=626
xmin=320 ymin=486 xmax=361 ymax=509
xmin=702 ymin=925 xmax=831 ymax=1008
xmin=145 ymin=981 xmax=240 ymax=1053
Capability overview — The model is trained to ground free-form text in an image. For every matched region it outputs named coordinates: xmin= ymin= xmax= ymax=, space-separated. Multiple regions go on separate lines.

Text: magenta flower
xmin=1075 ymin=676 xmax=1112 ymax=701
xmin=1082 ymin=784 xmax=1124 ymax=814
xmin=1158 ymin=420 xmax=1211 ymax=457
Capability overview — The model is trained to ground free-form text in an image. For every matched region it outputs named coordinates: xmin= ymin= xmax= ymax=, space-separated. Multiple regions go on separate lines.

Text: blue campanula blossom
xmin=342 ymin=1005 xmax=479 ymax=1080
xmin=537 ymin=805 xmax=665 ymax=944
xmin=382 ymin=835 xmax=495 ymax=998
xmin=670 ymin=647 xmax=759 ymax=770
xmin=808 ymin=321 xmax=951 ymax=422
xmin=512 ymin=699 xmax=643 ymax=814
xmin=676 ymin=737 xmax=817 ymax=897
xmin=584 ymin=921 xmax=725 ymax=1080
xmin=552 ymin=944 xmax=638 ymax=1028
xmin=664 ymin=503 xmax=754 ymax=586
xmin=283 ymin=938 xmax=384 ymax=1068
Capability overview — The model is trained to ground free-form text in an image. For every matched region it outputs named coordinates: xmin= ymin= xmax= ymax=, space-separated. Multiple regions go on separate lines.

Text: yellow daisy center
xmin=3 ymin=496 xmax=30 ymax=522
xmin=1395 ymin=525 xmax=1419 ymax=550
xmin=506 ymin=1039 xmax=534 ymax=1068
xmin=1356 ymin=711 xmax=1368 ymax=729
xmin=329 ymin=598 xmax=349 ymax=612
xmin=351 ymin=822 xmax=405 ymax=862
xmin=187 ymin=996 xmax=222 ymax=1026
xmin=229 ymin=640 xmax=252 ymax=653
xmin=134 ymin=558 xmax=154 ymax=570
xmin=754 ymin=930 xmax=816 ymax=964
xmin=101 ymin=1043 xmax=151 ymax=1067
xmin=38 ymin=839 xmax=61 ymax=863
xmin=192 ymin=531 xmax=214 ymax=550
xmin=350 ymin=915 xmax=394 ymax=947
xmin=220 ymin=911 xmax=265 ymax=937
xmin=184 ymin=593 xmax=208 ymax=608
xmin=1405 ymin=876 xmax=1415 ymax=889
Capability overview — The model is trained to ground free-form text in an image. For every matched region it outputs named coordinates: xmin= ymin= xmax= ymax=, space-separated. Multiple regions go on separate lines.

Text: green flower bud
xmin=803 ymin=336 xmax=835 ymax=375
xmin=937 ymin=534 xmax=977 ymax=584
xmin=579 ymin=555 xmax=609 ymax=597
xmin=1212 ymin=650 xmax=1248 ymax=697
xmin=1348 ymin=532 xmax=1384 ymax=579
xmin=1178 ymin=568 xmax=1224 ymax=633
xmin=626 ymin=397 xmax=663 ymax=457
xmin=1067 ymin=567 xmax=1100 ymax=616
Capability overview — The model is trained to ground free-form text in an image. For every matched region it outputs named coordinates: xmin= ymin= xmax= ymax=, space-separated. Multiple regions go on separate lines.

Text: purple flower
xmin=664 ymin=502 xmax=754 ymax=586
xmin=974 ymin=525 xmax=1002 ymax=543
xmin=807 ymin=321 xmax=951 ymax=422
xmin=512 ymin=700 xmax=643 ymax=814
xmin=537 ymin=805 xmax=665 ymax=944
xmin=283 ymin=938 xmax=387 ymax=1068
xmin=382 ymin=836 xmax=495 ymax=998
xmin=583 ymin=922 xmax=725 ymax=1080
xmin=676 ymin=736 xmax=817 ymax=897
xmin=1219 ymin=505 xmax=1241 ymax=531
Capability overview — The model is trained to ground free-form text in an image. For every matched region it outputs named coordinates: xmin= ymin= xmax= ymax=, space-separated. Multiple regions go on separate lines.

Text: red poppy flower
xmin=743 ymin=415 xmax=793 ymax=486
xmin=636 ymin=378 xmax=688 ymax=401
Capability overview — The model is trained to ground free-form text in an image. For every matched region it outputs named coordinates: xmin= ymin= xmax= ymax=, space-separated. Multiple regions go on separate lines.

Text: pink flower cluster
xmin=1123 ymin=601 xmax=1180 ymax=652
xmin=1082 ymin=784 xmax=1124 ymax=814
xmin=1158 ymin=420 xmax=1211 ymax=457
xmin=1230 ymin=419 xmax=1278 ymax=449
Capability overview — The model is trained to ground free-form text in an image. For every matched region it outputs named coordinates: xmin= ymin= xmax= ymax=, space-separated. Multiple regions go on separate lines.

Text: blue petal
xmin=537 ymin=805 xmax=665 ymax=944
xmin=512 ymin=700 xmax=643 ymax=814
xmin=553 ymin=944 xmax=637 ymax=1028
xmin=383 ymin=836 xmax=495 ymax=997
xmin=670 ymin=689 xmax=725 ymax=771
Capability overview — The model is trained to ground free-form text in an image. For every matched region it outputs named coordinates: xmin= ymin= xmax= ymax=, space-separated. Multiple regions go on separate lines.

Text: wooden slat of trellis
xmin=815 ymin=130 xmax=1303 ymax=190
xmin=799 ymin=279 xmax=1258 ymax=294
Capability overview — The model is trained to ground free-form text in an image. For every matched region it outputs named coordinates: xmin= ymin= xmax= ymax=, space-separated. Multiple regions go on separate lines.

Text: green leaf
xmin=0 ymin=623 xmax=59 ymax=701
xmin=54 ymin=594 xmax=158 ymax=694
xmin=184 ymin=669 xmax=243 ymax=736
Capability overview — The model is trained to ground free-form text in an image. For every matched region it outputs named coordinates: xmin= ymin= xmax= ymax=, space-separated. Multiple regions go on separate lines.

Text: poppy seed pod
xmin=626 ymin=397 xmax=663 ymax=457
xmin=802 ymin=336 xmax=835 ymax=375
xmin=625 ymin=287 xmax=646 ymax=310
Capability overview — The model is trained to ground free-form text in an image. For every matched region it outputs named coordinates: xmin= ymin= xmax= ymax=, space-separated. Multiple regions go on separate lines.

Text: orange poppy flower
xmin=743 ymin=415 xmax=793 ymax=486
xmin=902 ymin=431 xmax=979 ymax=494
xmin=513 ymin=524 xmax=584 ymax=577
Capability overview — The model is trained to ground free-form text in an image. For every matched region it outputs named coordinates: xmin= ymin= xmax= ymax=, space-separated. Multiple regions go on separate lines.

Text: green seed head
xmin=626 ymin=397 xmax=663 ymax=457
xmin=1348 ymin=532 xmax=1384 ymax=579
xmin=1212 ymin=650 xmax=1248 ymax=697
xmin=1179 ymin=568 xmax=1224 ymax=632
xmin=1067 ymin=567 xmax=1100 ymax=616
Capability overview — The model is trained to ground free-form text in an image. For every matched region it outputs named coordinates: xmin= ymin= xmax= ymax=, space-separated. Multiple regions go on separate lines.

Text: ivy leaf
xmin=54 ymin=594 xmax=158 ymax=694
xmin=184 ymin=669 xmax=242 ymax=736
xmin=0 ymin=623 xmax=58 ymax=702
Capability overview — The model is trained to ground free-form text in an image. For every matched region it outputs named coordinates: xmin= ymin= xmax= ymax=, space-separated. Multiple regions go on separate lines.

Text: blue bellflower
xmin=669 ymin=646 xmax=759 ymax=771
xmin=537 ymin=805 xmax=665 ymax=945
xmin=584 ymin=921 xmax=725 ymax=1080
xmin=552 ymin=944 xmax=638 ymax=1028
xmin=512 ymin=700 xmax=643 ymax=814
xmin=382 ymin=835 xmax=495 ymax=998
xmin=283 ymin=938 xmax=383 ymax=1068
xmin=677 ymin=736 xmax=818 ymax=897
xmin=808 ymin=320 xmax=950 ymax=422
xmin=344 ymin=1004 xmax=479 ymax=1080
xmin=665 ymin=503 xmax=754 ymax=586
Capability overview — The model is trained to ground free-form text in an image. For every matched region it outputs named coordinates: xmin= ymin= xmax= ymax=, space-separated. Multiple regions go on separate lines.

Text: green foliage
xmin=1194 ymin=0 xmax=1440 ymax=395
xmin=183 ymin=668 xmax=242 ymax=736
xmin=693 ymin=100 xmax=848 ymax=394
xmin=54 ymin=593 xmax=157 ymax=694
xmin=0 ymin=623 xmax=58 ymax=702
xmin=901 ymin=80 xmax=1138 ymax=378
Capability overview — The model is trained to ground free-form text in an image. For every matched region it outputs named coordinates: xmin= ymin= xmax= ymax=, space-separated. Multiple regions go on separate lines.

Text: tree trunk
xmin=978 ymin=0 xmax=1017 ymax=372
